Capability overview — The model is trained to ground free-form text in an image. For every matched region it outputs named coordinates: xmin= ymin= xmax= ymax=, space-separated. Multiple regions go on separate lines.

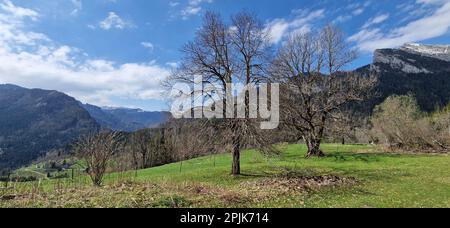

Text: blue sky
xmin=0 ymin=0 xmax=449 ymax=111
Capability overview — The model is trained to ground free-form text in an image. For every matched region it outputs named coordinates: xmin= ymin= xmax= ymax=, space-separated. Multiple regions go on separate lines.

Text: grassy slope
xmin=2 ymin=144 xmax=450 ymax=208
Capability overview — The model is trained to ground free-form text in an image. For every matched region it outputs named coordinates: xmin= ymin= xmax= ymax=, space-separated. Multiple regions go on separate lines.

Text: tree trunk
xmin=306 ymin=138 xmax=325 ymax=158
xmin=142 ymin=152 xmax=148 ymax=169
xmin=93 ymin=176 xmax=102 ymax=187
xmin=232 ymin=143 xmax=241 ymax=175
xmin=306 ymin=114 xmax=327 ymax=158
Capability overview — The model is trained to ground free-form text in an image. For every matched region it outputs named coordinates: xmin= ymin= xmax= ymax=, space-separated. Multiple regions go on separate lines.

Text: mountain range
xmin=82 ymin=104 xmax=170 ymax=132
xmin=0 ymin=85 xmax=169 ymax=169
xmin=0 ymin=84 xmax=99 ymax=169
xmin=0 ymin=42 xmax=449 ymax=170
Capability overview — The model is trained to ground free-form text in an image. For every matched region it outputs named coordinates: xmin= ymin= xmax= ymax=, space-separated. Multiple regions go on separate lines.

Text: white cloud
xmin=332 ymin=1 xmax=371 ymax=24
xmin=362 ymin=14 xmax=390 ymax=29
xmin=349 ymin=1 xmax=450 ymax=52
xmin=0 ymin=0 xmax=39 ymax=21
xmin=169 ymin=2 xmax=180 ymax=7
xmin=264 ymin=9 xmax=325 ymax=44
xmin=0 ymin=1 xmax=48 ymax=48
xmin=179 ymin=0 xmax=214 ymax=20
xmin=166 ymin=62 xmax=179 ymax=68
xmin=70 ymin=0 xmax=82 ymax=16
xmin=141 ymin=42 xmax=154 ymax=51
xmin=416 ymin=0 xmax=448 ymax=4
xmin=333 ymin=15 xmax=352 ymax=24
xmin=0 ymin=1 xmax=170 ymax=107
xmin=264 ymin=19 xmax=290 ymax=44
xmin=181 ymin=6 xmax=201 ymax=19
xmin=85 ymin=59 xmax=115 ymax=71
xmin=352 ymin=8 xmax=364 ymax=16
xmin=99 ymin=12 xmax=134 ymax=30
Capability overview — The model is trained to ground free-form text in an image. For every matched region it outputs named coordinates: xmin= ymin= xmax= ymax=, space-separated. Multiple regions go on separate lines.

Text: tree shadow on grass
xmin=281 ymin=148 xmax=407 ymax=162
xmin=240 ymin=167 xmax=335 ymax=179
xmin=238 ymin=173 xmax=270 ymax=178
xmin=328 ymin=165 xmax=415 ymax=183
xmin=237 ymin=168 xmax=315 ymax=179
xmin=240 ymin=151 xmax=413 ymax=184
xmin=327 ymin=152 xmax=403 ymax=163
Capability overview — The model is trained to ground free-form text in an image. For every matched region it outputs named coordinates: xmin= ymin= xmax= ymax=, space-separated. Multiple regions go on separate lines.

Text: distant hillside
xmin=0 ymin=84 xmax=99 ymax=169
xmin=358 ymin=43 xmax=450 ymax=112
xmin=82 ymin=104 xmax=170 ymax=132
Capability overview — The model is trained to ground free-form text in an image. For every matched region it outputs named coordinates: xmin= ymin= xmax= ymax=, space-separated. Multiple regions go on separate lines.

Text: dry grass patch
xmin=241 ymin=174 xmax=358 ymax=194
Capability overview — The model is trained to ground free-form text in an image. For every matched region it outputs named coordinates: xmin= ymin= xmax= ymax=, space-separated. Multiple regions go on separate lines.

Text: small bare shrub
xmin=74 ymin=131 xmax=124 ymax=186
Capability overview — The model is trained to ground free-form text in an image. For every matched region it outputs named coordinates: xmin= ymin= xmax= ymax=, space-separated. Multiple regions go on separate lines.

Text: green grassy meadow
xmin=1 ymin=144 xmax=450 ymax=208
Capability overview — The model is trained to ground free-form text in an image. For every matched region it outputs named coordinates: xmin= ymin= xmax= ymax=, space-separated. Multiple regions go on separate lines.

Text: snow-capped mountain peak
xmin=373 ymin=43 xmax=450 ymax=74
xmin=401 ymin=43 xmax=450 ymax=61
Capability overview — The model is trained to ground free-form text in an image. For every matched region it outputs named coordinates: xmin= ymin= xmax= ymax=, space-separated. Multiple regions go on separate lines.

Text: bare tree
xmin=272 ymin=25 xmax=376 ymax=157
xmin=74 ymin=131 xmax=123 ymax=186
xmin=163 ymin=118 xmax=220 ymax=172
xmin=123 ymin=128 xmax=171 ymax=174
xmin=130 ymin=130 xmax=151 ymax=169
xmin=165 ymin=11 xmax=274 ymax=175
xmin=230 ymin=11 xmax=271 ymax=86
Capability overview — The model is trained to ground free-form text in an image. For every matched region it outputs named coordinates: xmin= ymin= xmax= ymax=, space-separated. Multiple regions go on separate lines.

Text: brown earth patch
xmin=241 ymin=175 xmax=358 ymax=193
xmin=0 ymin=194 xmax=17 ymax=201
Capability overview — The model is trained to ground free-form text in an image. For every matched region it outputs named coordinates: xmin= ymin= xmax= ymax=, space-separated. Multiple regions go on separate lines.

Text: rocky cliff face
xmin=401 ymin=43 xmax=450 ymax=62
xmin=362 ymin=43 xmax=450 ymax=112
xmin=372 ymin=43 xmax=450 ymax=74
